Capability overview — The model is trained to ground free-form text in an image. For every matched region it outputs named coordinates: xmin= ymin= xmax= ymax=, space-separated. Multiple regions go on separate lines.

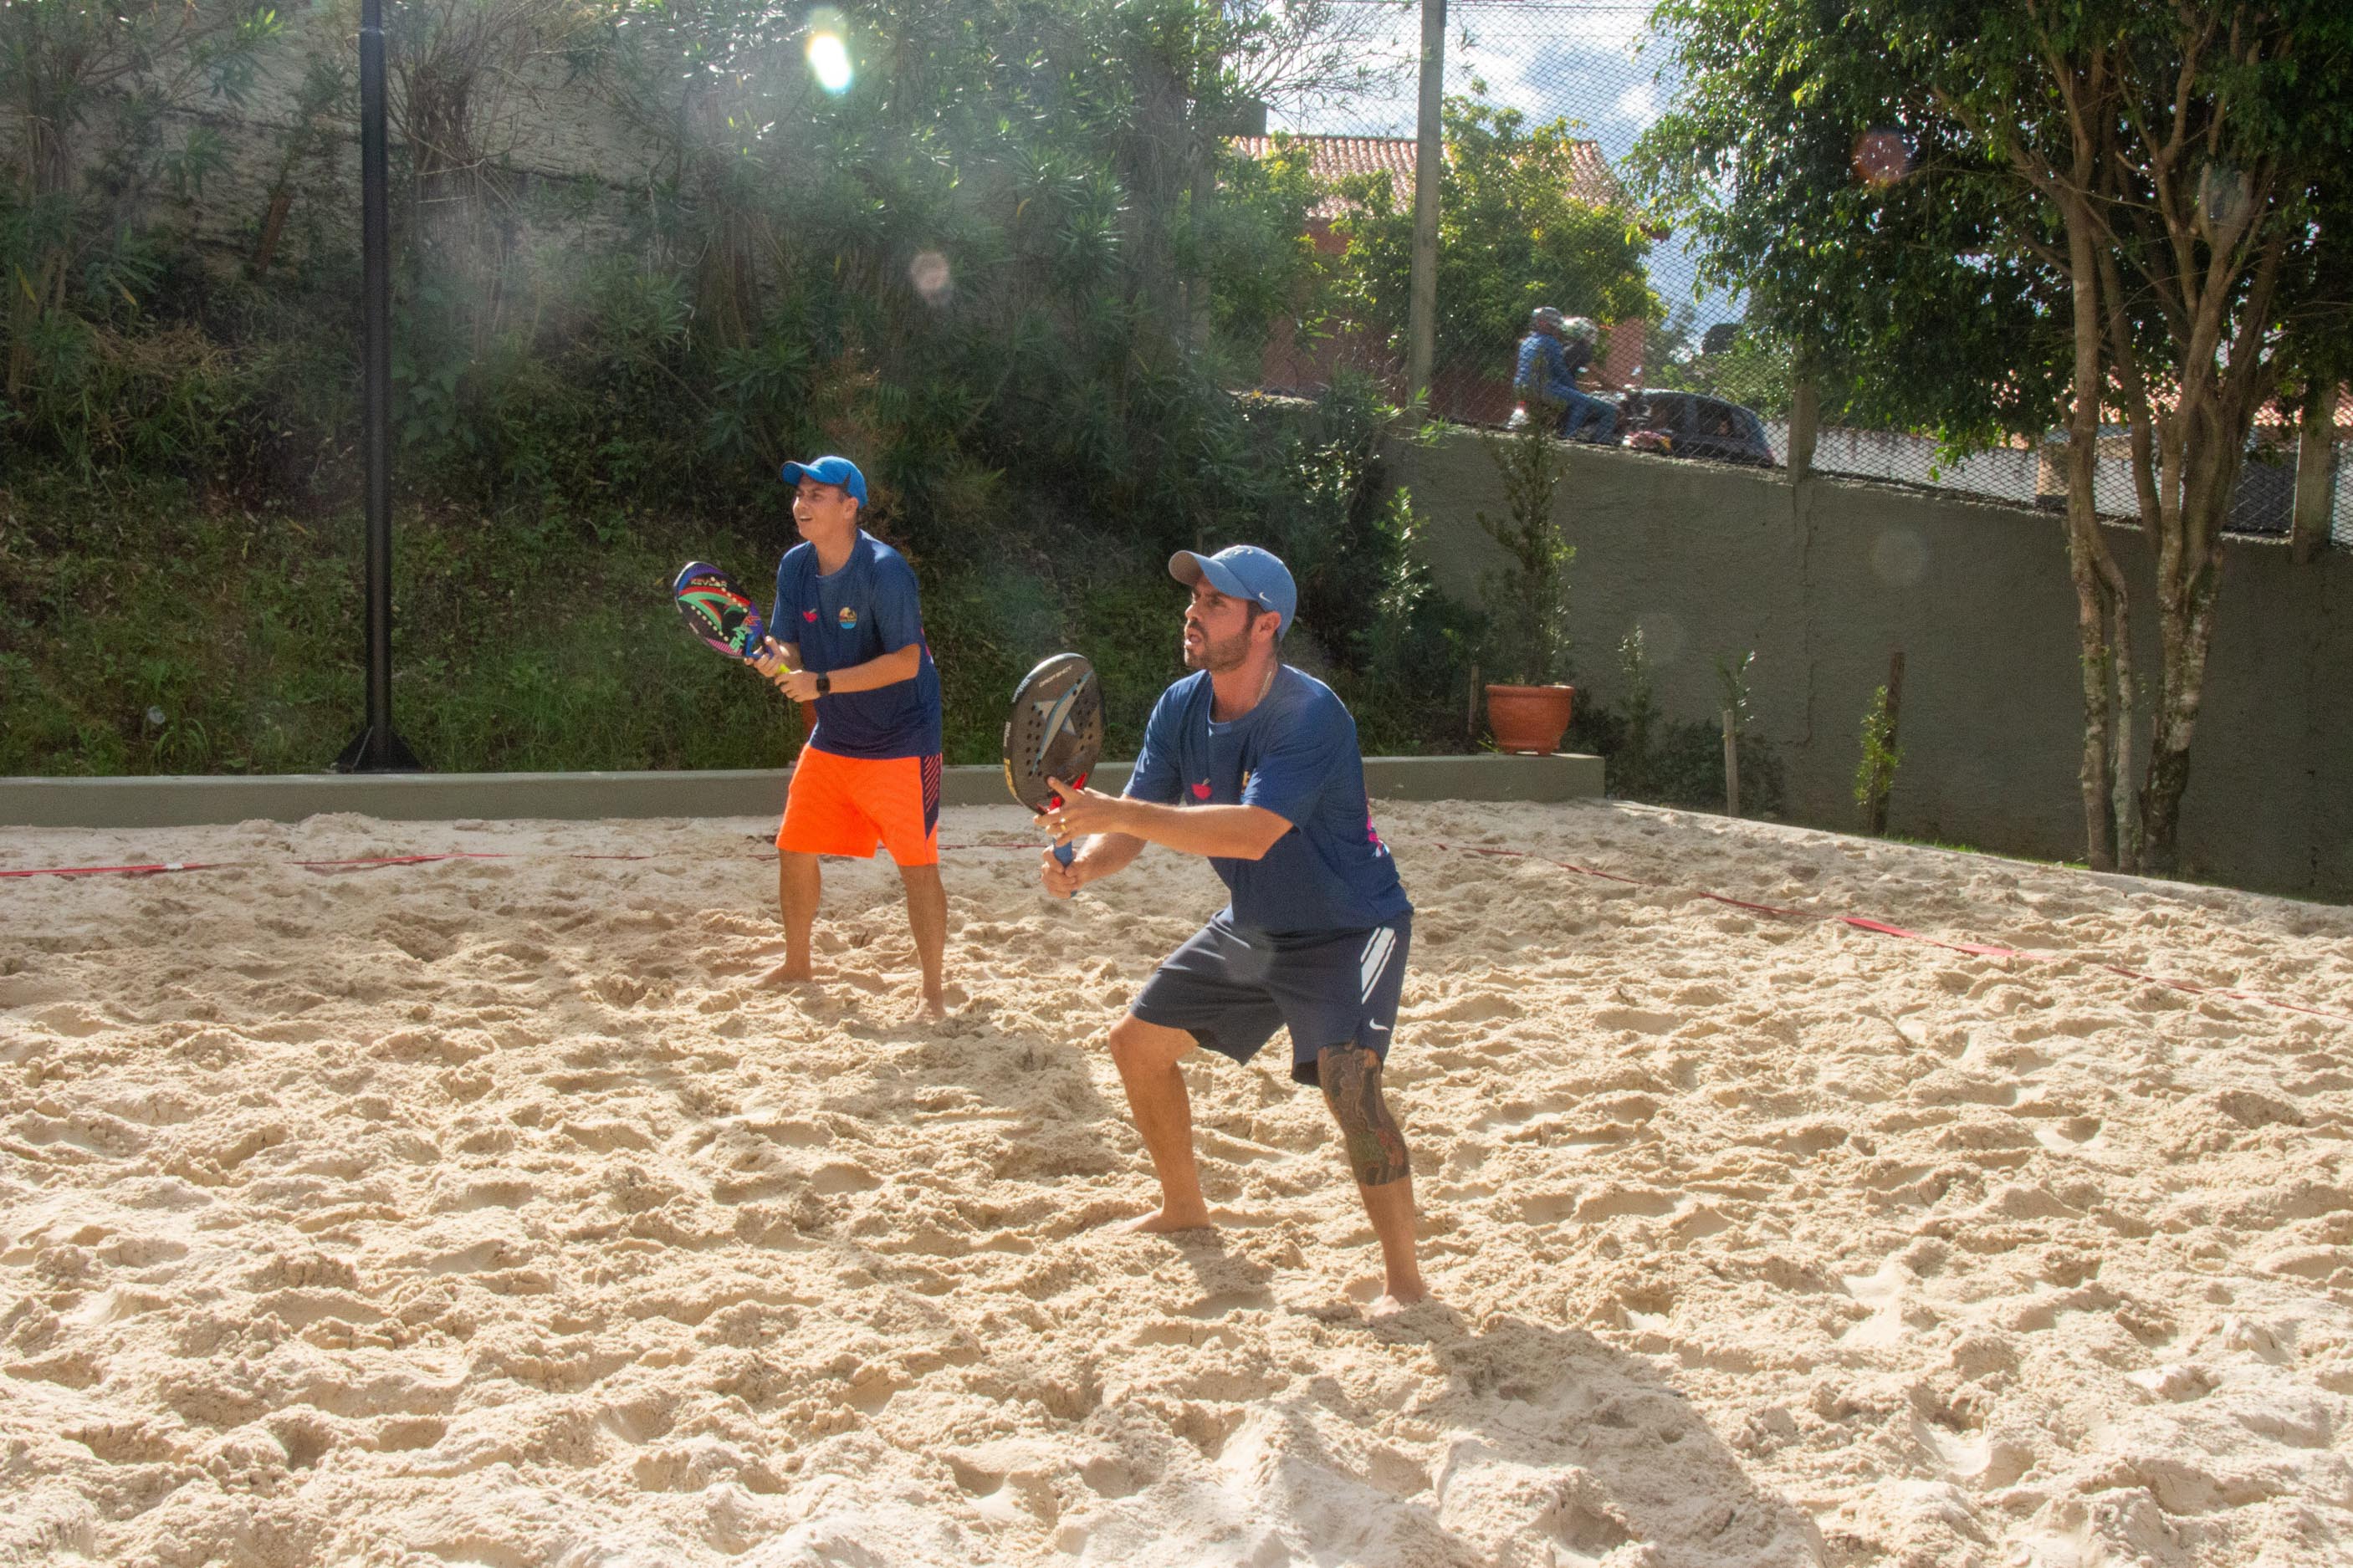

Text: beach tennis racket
xmin=673 ymin=561 xmax=767 ymax=661
xmin=1004 ymin=652 xmax=1103 ymax=867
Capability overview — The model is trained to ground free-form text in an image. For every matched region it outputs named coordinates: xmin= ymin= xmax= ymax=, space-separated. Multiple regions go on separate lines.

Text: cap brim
xmin=1169 ymin=550 xmax=1254 ymax=603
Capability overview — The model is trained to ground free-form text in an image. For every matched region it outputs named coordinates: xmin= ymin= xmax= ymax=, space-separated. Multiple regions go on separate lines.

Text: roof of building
xmin=1228 ymin=132 xmax=1631 ymax=222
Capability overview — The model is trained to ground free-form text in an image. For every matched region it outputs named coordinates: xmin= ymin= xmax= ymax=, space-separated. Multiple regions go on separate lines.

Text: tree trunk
xmin=2138 ymin=421 xmax=2233 ymax=876
xmin=2059 ymin=207 xmax=2117 ymax=871
xmin=251 ymin=188 xmax=296 ymax=274
xmin=1787 ymin=376 xmax=1818 ymax=484
xmin=2293 ymin=377 xmax=2338 ymax=564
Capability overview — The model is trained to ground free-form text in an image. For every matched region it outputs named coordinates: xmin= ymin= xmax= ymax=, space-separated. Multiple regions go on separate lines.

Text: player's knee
xmin=1107 ymin=1014 xmax=1149 ymax=1069
xmin=1107 ymin=1014 xmax=1176 ymax=1074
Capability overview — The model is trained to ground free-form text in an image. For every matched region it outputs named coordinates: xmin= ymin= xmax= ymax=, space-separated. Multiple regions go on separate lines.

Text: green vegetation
xmin=1337 ymin=94 xmax=1657 ymax=380
xmin=1473 ymin=405 xmax=1574 ymax=686
xmin=0 ymin=0 xmax=1478 ymax=775
xmin=1 ymin=376 xmax=1458 ymax=773
xmin=1648 ymin=320 xmax=1798 ymax=421
xmin=1636 ymin=0 xmax=2353 ymax=875
xmin=1564 ymin=629 xmax=1785 ymax=816
xmin=1854 ymin=682 xmax=1903 ymax=835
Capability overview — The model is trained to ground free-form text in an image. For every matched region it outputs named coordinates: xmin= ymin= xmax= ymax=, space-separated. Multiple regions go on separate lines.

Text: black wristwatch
xmin=814 ymin=673 xmax=831 ymax=696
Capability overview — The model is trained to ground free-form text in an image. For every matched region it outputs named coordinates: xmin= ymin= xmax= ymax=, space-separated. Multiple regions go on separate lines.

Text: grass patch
xmin=0 ymin=471 xmax=1225 ymax=775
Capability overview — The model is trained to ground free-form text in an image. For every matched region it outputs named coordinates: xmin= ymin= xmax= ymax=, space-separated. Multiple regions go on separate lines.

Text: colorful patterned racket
xmin=673 ymin=561 xmax=767 ymax=661
xmin=1003 ymin=652 xmax=1103 ymax=867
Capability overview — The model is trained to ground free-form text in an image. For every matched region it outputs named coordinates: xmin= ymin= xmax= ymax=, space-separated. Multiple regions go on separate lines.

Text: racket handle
xmin=1053 ymin=841 xmax=1076 ymax=867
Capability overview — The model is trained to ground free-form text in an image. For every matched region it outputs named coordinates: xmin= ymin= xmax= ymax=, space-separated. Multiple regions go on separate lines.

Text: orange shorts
xmin=775 ymin=745 xmax=942 ymax=866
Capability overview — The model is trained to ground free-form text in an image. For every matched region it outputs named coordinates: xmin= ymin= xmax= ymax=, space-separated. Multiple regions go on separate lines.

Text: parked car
xmin=1619 ymin=392 xmax=1777 ymax=467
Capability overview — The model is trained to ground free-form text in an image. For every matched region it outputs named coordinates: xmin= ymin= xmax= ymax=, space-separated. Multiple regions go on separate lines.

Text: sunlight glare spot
xmin=807 ymin=30 xmax=852 ymax=94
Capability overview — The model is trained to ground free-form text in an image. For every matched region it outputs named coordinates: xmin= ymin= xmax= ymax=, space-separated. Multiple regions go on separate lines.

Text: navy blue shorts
xmin=1131 ymin=915 xmax=1411 ymax=1086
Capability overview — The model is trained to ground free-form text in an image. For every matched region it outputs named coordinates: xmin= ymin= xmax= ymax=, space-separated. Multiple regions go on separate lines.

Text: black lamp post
xmin=335 ymin=0 xmax=422 ymax=773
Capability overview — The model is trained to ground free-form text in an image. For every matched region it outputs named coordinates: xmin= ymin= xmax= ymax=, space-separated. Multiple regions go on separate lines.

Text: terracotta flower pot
xmin=1486 ymin=683 xmax=1575 ymax=755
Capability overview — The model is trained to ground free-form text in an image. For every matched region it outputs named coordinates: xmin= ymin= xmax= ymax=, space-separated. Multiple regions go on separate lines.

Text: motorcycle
xmin=1505 ymin=387 xmax=1646 ymax=447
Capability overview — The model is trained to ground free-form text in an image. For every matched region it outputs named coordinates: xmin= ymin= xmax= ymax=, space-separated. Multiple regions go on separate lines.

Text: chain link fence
xmin=1248 ymin=0 xmax=2349 ymax=547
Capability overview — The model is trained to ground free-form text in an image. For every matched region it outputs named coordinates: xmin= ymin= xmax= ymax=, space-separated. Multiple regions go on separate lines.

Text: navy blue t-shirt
xmin=771 ymin=531 xmax=943 ymax=759
xmin=1126 ymin=667 xmax=1411 ymax=939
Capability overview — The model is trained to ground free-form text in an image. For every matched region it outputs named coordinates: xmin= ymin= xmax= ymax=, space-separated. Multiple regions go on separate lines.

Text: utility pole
xmin=1405 ymin=0 xmax=1445 ymax=416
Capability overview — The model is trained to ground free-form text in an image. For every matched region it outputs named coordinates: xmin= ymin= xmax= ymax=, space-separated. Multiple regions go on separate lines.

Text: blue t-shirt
xmin=1126 ymin=667 xmax=1411 ymax=940
xmin=771 ymin=531 xmax=943 ymax=759
xmin=1515 ymin=331 xmax=1588 ymax=404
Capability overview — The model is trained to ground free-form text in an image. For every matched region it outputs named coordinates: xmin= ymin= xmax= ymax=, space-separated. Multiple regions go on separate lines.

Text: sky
xmin=1264 ymin=0 xmax=1739 ymax=335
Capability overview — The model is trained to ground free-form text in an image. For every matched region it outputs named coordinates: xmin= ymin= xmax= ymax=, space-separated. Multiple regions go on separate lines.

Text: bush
xmin=1563 ymin=630 xmax=1786 ymax=815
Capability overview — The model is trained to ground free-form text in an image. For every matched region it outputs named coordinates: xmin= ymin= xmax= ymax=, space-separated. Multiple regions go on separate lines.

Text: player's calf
xmin=1317 ymin=1044 xmax=1411 ymax=1187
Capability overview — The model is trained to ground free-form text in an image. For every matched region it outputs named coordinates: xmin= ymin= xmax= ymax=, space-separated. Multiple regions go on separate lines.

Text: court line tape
xmin=5 ymin=840 xmax=2347 ymax=1026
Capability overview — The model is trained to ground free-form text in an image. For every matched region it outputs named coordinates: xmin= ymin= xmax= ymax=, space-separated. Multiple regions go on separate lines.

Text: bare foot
xmin=919 ymin=992 xmax=949 ymax=1023
xmin=1113 ymin=1207 xmax=1215 ymax=1235
xmin=756 ymin=958 xmax=813 ymax=988
xmin=1365 ymin=1285 xmax=1432 ymax=1320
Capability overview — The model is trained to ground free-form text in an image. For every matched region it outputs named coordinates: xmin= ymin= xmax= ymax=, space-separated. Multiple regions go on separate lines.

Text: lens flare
xmin=910 ymin=250 xmax=952 ymax=304
xmin=1851 ymin=129 xmax=1911 ymax=189
xmin=806 ymin=27 xmax=852 ymax=94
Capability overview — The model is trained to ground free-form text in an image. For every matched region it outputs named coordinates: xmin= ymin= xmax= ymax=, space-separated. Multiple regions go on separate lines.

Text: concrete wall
xmin=1388 ymin=429 xmax=2353 ymax=901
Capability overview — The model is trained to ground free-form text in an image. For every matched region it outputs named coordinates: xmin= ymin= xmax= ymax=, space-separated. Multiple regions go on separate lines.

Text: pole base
xmin=333 ymin=727 xmax=425 ymax=774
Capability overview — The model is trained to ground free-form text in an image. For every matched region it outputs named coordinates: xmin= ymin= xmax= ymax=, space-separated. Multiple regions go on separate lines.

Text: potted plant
xmin=1476 ymin=396 xmax=1576 ymax=753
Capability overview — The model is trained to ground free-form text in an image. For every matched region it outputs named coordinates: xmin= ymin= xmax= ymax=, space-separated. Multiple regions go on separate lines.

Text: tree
xmin=1190 ymin=132 xmax=1336 ymax=381
xmin=1639 ymin=0 xmax=2353 ymax=876
xmin=1649 ymin=319 xmax=1801 ymax=420
xmin=2 ymin=0 xmax=283 ymax=400
xmin=1337 ymin=94 xmax=1656 ymax=381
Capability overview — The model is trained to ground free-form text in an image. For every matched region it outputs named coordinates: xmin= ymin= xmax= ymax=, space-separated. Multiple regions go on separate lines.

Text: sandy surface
xmin=3 ymin=799 xmax=2352 ymax=1568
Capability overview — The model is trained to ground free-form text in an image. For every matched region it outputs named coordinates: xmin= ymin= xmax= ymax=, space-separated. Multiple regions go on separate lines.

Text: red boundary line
xmin=5 ymin=837 xmax=2346 ymax=1026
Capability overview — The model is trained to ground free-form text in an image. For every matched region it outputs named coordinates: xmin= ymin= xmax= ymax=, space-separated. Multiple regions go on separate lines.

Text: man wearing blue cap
xmin=1037 ymin=544 xmax=1428 ymax=1315
xmin=749 ymin=455 xmax=949 ymax=1019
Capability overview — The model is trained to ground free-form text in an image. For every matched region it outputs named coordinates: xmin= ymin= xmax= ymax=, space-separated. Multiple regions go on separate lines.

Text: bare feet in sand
xmin=756 ymin=958 xmax=813 ymax=988
xmin=1365 ymin=1288 xmax=1432 ymax=1320
xmin=920 ymin=991 xmax=949 ymax=1023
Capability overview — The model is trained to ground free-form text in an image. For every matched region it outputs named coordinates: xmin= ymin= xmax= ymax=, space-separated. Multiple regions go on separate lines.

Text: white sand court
xmin=4 ymin=800 xmax=2350 ymax=1567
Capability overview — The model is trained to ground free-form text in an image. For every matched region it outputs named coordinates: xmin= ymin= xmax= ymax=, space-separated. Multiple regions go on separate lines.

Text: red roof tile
xmin=1229 ymin=132 xmax=1629 ymax=221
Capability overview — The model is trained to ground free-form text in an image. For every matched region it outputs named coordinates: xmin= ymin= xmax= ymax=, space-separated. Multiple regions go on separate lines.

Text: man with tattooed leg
xmin=1037 ymin=545 xmax=1427 ymax=1315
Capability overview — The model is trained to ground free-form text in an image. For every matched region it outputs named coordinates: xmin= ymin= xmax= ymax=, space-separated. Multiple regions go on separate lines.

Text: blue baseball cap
xmin=779 ymin=454 xmax=867 ymax=504
xmin=1169 ymin=544 xmax=1297 ymax=638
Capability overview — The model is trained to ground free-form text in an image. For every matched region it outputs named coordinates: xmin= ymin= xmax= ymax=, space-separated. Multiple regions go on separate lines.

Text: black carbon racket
xmin=1002 ymin=652 xmax=1103 ymax=867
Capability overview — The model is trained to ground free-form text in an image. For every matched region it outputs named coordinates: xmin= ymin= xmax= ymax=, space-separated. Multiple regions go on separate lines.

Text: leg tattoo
xmin=1318 ymin=1044 xmax=1411 ymax=1187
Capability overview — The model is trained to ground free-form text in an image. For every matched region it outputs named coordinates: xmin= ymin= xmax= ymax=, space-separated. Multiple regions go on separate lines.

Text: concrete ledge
xmin=0 ymin=753 xmax=1602 ymax=830
xmin=1366 ymin=753 xmax=1604 ymax=802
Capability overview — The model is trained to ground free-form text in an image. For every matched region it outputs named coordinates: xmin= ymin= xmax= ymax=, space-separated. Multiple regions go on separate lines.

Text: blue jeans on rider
xmin=1561 ymin=388 xmax=1617 ymax=442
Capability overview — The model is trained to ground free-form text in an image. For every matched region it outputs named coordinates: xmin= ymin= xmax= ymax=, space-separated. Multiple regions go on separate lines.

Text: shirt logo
xmin=802 ymin=608 xmax=818 ymax=622
xmin=1190 ymin=781 xmax=1212 ymax=799
xmin=836 ymin=606 xmax=859 ymax=631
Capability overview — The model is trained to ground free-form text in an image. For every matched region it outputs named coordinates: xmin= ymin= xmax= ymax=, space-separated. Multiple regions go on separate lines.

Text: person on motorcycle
xmin=1511 ymin=307 xmax=1617 ymax=443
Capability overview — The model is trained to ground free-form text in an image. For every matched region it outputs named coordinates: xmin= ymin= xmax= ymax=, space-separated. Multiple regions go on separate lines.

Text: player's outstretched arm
xmin=1045 ymin=779 xmax=1290 ymax=863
